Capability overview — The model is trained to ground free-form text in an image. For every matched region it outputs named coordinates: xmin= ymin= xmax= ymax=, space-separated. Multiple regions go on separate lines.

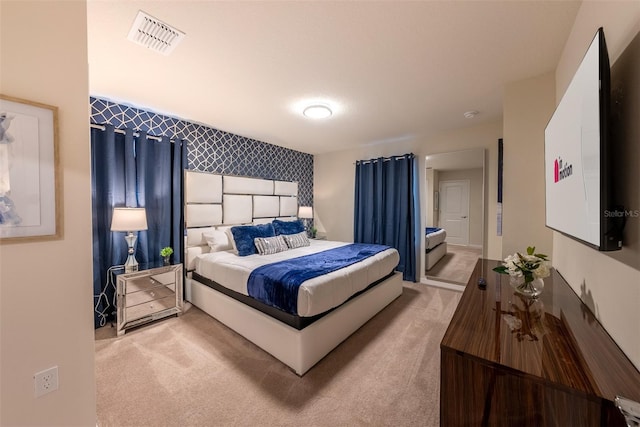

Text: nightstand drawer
xmin=124 ymin=271 xmax=176 ymax=294
xmin=148 ymin=271 xmax=176 ymax=285
xmin=125 ymin=283 xmax=176 ymax=307
xmin=127 ymin=295 xmax=177 ymax=322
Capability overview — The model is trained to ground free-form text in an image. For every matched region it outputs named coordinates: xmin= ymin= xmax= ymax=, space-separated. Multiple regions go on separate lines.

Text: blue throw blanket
xmin=426 ymin=227 xmax=442 ymax=235
xmin=247 ymin=243 xmax=392 ymax=315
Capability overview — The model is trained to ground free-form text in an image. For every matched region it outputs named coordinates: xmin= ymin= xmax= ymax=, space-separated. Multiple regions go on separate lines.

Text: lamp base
xmin=124 ymin=254 xmax=139 ymax=273
xmin=124 ymin=232 xmax=139 ymax=273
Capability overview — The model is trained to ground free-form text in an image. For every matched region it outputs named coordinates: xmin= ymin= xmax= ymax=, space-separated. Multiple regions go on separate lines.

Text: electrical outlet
xmin=34 ymin=366 xmax=58 ymax=397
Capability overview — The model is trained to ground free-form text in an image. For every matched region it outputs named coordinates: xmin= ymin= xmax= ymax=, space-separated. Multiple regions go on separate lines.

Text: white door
xmin=439 ymin=180 xmax=470 ymax=245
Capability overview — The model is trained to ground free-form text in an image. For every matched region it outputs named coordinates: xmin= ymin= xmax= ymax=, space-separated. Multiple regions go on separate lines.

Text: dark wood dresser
xmin=440 ymin=259 xmax=640 ymax=426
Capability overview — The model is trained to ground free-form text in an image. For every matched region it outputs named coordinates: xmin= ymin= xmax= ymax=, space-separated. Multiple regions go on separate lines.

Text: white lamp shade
xmin=110 ymin=207 xmax=148 ymax=231
xmin=298 ymin=206 xmax=313 ymax=219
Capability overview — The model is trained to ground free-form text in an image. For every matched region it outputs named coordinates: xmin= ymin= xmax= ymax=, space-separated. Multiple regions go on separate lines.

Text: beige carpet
xmin=95 ymin=283 xmax=461 ymax=427
xmin=426 ymin=245 xmax=481 ymax=285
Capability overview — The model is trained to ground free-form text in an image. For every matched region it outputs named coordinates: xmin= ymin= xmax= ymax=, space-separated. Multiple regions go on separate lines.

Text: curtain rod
xmin=355 ymin=153 xmax=415 ymax=165
xmin=90 ymin=123 xmax=171 ymax=142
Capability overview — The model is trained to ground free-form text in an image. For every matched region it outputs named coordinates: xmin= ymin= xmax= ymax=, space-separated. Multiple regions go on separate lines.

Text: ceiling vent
xmin=127 ymin=10 xmax=185 ymax=55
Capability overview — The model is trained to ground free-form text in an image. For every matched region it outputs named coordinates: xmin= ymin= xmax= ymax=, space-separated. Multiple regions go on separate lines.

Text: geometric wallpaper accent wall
xmin=90 ymin=96 xmax=314 ymax=206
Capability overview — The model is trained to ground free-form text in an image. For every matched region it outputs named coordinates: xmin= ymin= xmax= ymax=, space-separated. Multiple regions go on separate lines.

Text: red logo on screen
xmin=554 ymin=157 xmax=572 ymax=183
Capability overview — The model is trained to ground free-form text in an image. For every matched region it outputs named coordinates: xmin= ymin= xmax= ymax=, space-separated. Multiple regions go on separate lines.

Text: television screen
xmin=545 ymin=28 xmax=620 ymax=251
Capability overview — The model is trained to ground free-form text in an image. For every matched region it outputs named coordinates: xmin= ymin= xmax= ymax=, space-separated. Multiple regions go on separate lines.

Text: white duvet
xmin=194 ymin=240 xmax=399 ymax=317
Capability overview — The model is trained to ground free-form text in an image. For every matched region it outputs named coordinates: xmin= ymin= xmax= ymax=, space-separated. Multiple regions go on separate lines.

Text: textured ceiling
xmin=87 ymin=1 xmax=581 ymax=154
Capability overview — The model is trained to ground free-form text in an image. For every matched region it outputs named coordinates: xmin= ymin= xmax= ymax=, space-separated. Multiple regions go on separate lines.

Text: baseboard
xmin=420 ymin=277 xmax=464 ymax=292
xmin=447 ymin=243 xmax=483 ymax=250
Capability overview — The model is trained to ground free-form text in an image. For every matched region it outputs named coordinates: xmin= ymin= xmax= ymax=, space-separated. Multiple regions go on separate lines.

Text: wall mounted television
xmin=545 ymin=27 xmax=622 ymax=251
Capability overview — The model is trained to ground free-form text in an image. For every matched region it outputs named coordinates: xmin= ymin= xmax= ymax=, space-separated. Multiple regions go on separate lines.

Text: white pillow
xmin=221 ymin=226 xmax=238 ymax=254
xmin=202 ymin=230 xmax=233 ymax=252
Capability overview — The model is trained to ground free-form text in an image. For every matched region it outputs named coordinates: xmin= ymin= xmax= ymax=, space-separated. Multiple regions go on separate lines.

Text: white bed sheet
xmin=194 ymin=240 xmax=399 ymax=317
xmin=425 ymin=228 xmax=447 ymax=250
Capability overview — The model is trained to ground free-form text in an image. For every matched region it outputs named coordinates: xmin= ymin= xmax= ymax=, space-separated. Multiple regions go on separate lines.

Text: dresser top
xmin=441 ymin=259 xmax=640 ymax=402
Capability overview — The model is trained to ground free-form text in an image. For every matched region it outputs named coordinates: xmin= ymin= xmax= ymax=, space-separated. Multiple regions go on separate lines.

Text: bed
xmin=184 ymin=170 xmax=403 ymax=375
xmin=425 ymin=227 xmax=447 ymax=270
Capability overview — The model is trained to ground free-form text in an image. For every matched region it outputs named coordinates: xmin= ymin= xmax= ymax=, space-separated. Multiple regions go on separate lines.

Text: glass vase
xmin=509 ymin=276 xmax=544 ymax=298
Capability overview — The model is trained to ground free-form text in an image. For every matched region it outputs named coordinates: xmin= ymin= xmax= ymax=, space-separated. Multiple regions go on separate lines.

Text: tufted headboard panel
xmin=184 ymin=170 xmax=298 ymax=271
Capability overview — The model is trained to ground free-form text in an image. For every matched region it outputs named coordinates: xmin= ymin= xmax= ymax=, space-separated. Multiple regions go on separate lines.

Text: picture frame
xmin=0 ymin=94 xmax=62 ymax=242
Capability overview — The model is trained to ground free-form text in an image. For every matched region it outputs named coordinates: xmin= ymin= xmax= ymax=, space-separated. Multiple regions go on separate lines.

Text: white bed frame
xmin=425 ymin=228 xmax=447 ymax=270
xmin=184 ymin=170 xmax=402 ymax=375
xmin=426 ymin=242 xmax=447 ymax=270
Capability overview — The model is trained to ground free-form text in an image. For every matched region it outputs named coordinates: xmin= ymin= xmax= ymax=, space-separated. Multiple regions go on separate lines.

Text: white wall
xmin=314 ymin=119 xmax=503 ymax=279
xmin=552 ymin=1 xmax=640 ymax=370
xmin=501 ymin=72 xmax=555 ymax=258
xmin=0 ymin=1 xmax=96 ymax=425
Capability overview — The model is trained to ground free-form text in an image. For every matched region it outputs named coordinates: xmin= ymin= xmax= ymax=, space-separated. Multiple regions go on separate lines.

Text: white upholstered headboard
xmin=184 ymin=170 xmax=299 ymax=270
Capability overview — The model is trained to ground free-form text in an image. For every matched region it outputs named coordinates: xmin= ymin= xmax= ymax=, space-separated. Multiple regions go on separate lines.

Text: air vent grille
xmin=127 ymin=10 xmax=185 ymax=55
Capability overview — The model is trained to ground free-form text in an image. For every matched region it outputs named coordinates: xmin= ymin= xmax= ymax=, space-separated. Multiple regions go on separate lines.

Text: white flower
xmin=533 ymin=262 xmax=550 ymax=279
xmin=501 ymin=254 xmax=520 ymax=277
xmin=501 ymin=251 xmax=549 ymax=280
xmin=504 ymin=254 xmax=518 ymax=269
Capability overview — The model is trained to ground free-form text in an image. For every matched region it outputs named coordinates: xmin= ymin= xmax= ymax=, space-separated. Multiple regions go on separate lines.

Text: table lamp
xmin=298 ymin=206 xmax=313 ymax=235
xmin=111 ymin=207 xmax=148 ymax=273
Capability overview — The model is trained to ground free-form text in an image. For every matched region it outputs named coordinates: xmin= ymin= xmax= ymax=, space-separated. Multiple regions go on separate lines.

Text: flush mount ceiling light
xmin=464 ymin=110 xmax=479 ymax=119
xmin=303 ymin=104 xmax=332 ymax=119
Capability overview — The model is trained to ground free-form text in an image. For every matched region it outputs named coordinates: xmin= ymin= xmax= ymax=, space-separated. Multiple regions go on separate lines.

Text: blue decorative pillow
xmin=272 ymin=219 xmax=305 ymax=236
xmin=230 ymin=223 xmax=276 ymax=256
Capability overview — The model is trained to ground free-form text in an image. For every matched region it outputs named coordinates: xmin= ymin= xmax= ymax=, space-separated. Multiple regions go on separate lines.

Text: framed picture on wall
xmin=0 ymin=94 xmax=61 ymax=242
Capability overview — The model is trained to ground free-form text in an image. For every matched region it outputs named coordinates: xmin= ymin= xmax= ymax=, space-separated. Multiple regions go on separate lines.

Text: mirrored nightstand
xmin=116 ymin=264 xmax=183 ymax=336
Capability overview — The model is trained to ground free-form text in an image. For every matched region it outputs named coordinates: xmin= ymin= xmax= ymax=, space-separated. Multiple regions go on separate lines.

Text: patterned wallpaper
xmin=90 ymin=97 xmax=313 ymax=205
